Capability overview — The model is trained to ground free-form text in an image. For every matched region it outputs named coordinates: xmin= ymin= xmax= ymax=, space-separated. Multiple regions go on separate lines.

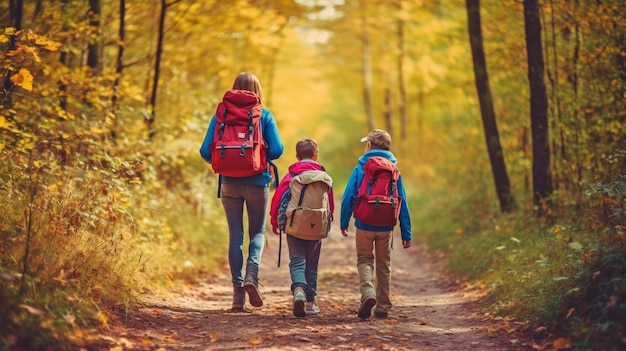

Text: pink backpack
xmin=354 ymin=156 xmax=402 ymax=227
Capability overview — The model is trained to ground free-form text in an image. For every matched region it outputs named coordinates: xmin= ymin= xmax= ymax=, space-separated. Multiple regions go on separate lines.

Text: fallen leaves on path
xmin=84 ymin=234 xmax=532 ymax=351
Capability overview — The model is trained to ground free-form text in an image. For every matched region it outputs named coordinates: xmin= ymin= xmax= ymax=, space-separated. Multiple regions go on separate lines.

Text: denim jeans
xmin=355 ymin=228 xmax=392 ymax=314
xmin=286 ymin=234 xmax=321 ymax=302
xmin=220 ymin=183 xmax=268 ymax=287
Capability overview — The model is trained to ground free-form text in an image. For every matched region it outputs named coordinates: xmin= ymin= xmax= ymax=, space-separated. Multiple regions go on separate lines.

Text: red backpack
xmin=210 ymin=90 xmax=267 ymax=177
xmin=354 ymin=156 xmax=402 ymax=227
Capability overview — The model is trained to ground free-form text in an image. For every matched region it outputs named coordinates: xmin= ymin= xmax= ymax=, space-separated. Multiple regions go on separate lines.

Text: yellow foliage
xmin=7 ymin=44 xmax=40 ymax=62
xmin=10 ymin=68 xmax=34 ymax=91
xmin=0 ymin=116 xmax=11 ymax=129
xmin=27 ymin=32 xmax=61 ymax=51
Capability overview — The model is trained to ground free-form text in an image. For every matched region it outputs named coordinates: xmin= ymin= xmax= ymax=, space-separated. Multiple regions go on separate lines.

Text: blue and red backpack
xmin=354 ymin=156 xmax=402 ymax=227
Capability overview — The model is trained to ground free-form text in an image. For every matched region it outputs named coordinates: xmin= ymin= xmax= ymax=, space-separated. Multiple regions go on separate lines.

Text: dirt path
xmin=88 ymin=225 xmax=531 ymax=350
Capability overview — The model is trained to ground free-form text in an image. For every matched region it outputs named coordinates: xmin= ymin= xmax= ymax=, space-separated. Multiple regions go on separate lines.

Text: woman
xmin=199 ymin=72 xmax=284 ymax=312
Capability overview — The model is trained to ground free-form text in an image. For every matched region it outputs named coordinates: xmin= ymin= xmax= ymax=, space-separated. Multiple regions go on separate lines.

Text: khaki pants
xmin=355 ymin=228 xmax=392 ymax=314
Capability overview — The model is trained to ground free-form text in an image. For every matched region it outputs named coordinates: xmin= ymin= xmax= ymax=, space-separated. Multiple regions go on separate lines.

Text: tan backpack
xmin=283 ymin=170 xmax=333 ymax=240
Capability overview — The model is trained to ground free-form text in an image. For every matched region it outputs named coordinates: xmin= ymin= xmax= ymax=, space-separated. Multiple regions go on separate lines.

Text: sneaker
xmin=230 ymin=305 xmax=251 ymax=313
xmin=306 ymin=302 xmax=320 ymax=315
xmin=293 ymin=288 xmax=306 ymax=317
xmin=357 ymin=297 xmax=377 ymax=319
xmin=243 ymin=281 xmax=264 ymax=307
xmin=374 ymin=311 xmax=388 ymax=318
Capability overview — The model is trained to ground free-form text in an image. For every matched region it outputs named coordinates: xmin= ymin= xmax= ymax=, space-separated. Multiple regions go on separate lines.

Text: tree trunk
xmin=110 ymin=0 xmax=126 ymax=142
xmin=2 ymin=0 xmax=23 ymax=108
xmin=466 ymin=0 xmax=515 ymax=213
xmin=396 ymin=0 xmax=407 ymax=140
xmin=87 ymin=0 xmax=101 ymax=73
xmin=359 ymin=0 xmax=374 ymax=131
xmin=148 ymin=0 xmax=167 ymax=140
xmin=59 ymin=0 xmax=70 ymax=111
xmin=545 ymin=0 xmax=565 ymax=193
xmin=523 ymin=0 xmax=553 ymax=215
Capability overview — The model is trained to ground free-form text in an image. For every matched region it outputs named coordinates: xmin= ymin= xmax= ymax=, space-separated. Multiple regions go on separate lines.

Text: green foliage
xmin=418 ymin=169 xmax=626 ymax=350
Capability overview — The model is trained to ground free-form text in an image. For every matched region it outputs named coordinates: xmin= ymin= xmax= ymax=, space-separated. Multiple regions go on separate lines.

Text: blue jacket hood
xmin=357 ymin=149 xmax=397 ymax=166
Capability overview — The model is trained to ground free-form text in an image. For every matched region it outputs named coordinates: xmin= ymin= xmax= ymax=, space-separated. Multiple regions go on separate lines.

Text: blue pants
xmin=286 ymin=234 xmax=321 ymax=302
xmin=220 ymin=183 xmax=268 ymax=286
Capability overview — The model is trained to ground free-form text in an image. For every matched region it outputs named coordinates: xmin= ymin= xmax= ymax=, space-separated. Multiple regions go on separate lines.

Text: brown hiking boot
xmin=357 ymin=297 xmax=376 ymax=319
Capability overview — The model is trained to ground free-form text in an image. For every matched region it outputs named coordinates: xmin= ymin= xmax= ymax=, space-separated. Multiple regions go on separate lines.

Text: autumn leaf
xmin=139 ymin=338 xmax=154 ymax=346
xmin=152 ymin=309 xmax=163 ymax=316
xmin=7 ymin=44 xmax=41 ymax=62
xmin=552 ymin=337 xmax=572 ymax=350
xmin=163 ymin=335 xmax=181 ymax=343
xmin=209 ymin=332 xmax=219 ymax=340
xmin=11 ymin=68 xmax=34 ymax=91
xmin=19 ymin=304 xmax=43 ymax=316
xmin=249 ymin=337 xmax=263 ymax=345
xmin=606 ymin=295 xmax=618 ymax=309
xmin=30 ymin=33 xmax=61 ymax=51
xmin=90 ymin=126 xmax=106 ymax=134
xmin=63 ymin=313 xmax=76 ymax=326
xmin=96 ymin=311 xmax=108 ymax=329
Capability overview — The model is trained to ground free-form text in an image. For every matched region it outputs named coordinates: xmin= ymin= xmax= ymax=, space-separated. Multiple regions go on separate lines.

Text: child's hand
xmin=402 ymin=240 xmax=411 ymax=248
xmin=272 ymin=226 xmax=280 ymax=235
xmin=341 ymin=229 xmax=349 ymax=237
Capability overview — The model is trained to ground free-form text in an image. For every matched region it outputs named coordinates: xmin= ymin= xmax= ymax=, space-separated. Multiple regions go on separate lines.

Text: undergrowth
xmin=421 ymin=175 xmax=626 ymax=350
xmin=0 ymin=145 xmax=228 ymax=350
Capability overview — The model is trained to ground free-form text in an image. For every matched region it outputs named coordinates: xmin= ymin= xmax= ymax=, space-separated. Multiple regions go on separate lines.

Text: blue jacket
xmin=340 ymin=149 xmax=412 ymax=241
xmin=199 ymin=108 xmax=284 ymax=187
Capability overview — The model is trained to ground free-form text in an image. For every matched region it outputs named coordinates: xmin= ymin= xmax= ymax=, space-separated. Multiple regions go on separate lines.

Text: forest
xmin=1 ymin=0 xmax=625 ymax=350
